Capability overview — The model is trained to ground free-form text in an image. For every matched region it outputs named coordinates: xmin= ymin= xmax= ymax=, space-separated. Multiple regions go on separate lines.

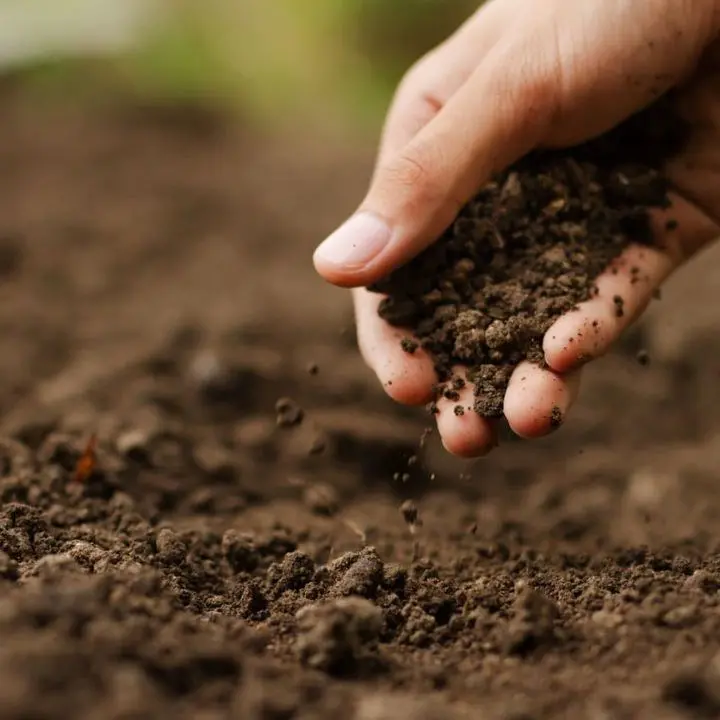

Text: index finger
xmin=544 ymin=193 xmax=719 ymax=373
xmin=376 ymin=0 xmax=509 ymax=164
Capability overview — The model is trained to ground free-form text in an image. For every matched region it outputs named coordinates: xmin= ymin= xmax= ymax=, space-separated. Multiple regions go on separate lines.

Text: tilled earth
xmin=0 ymin=91 xmax=719 ymax=719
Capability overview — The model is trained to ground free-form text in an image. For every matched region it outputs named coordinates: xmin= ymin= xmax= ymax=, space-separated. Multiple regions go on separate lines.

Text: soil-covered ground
xmin=0 ymin=89 xmax=720 ymax=719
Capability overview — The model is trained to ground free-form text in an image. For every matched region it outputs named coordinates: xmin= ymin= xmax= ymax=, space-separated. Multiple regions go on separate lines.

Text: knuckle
xmin=397 ymin=61 xmax=427 ymax=95
xmin=489 ymin=37 xmax=561 ymax=135
xmin=385 ymin=150 xmax=431 ymax=191
xmin=380 ymin=144 xmax=447 ymax=211
xmin=395 ymin=48 xmax=448 ymax=110
xmin=512 ymin=62 xmax=558 ymax=128
xmin=400 ymin=49 xmax=440 ymax=91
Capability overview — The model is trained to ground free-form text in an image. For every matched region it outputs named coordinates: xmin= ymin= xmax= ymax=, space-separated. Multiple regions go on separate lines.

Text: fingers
xmin=503 ymin=363 xmax=582 ymax=439
xmin=544 ymin=193 xmax=720 ymax=373
xmin=432 ymin=362 xmax=581 ymax=457
xmin=353 ymin=288 xmax=436 ymax=405
xmin=354 ymin=288 xmax=498 ymax=456
xmin=356 ymin=284 xmax=581 ymax=456
xmin=376 ymin=0 xmax=510 ymax=165
xmin=315 ymin=0 xmax=718 ymax=289
xmin=354 ymin=285 xmax=569 ymax=456
xmin=434 ymin=370 xmax=497 ymax=458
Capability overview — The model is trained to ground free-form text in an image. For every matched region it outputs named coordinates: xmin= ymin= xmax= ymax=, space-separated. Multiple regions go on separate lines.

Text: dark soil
xmin=0 ymin=91 xmax=719 ymax=719
xmin=370 ymin=98 xmax=685 ymax=417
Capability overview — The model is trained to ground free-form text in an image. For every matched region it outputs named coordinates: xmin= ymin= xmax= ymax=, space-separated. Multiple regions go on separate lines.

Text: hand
xmin=313 ymin=0 xmax=720 ymax=457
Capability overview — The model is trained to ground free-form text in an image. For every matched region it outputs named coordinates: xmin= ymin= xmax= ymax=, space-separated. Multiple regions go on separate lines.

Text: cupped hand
xmin=313 ymin=0 xmax=720 ymax=457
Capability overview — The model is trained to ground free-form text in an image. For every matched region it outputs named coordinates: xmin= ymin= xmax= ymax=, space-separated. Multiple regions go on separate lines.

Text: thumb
xmin=312 ymin=52 xmax=550 ymax=288
xmin=313 ymin=0 xmax=717 ymax=289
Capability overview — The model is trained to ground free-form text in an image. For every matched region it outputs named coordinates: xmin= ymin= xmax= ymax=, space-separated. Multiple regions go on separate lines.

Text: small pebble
xmin=399 ymin=500 xmax=421 ymax=528
xmin=275 ymin=397 xmax=304 ymax=428
xmin=636 ymin=349 xmax=650 ymax=367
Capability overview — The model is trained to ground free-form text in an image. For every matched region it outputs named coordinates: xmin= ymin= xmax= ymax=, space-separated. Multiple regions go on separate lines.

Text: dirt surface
xmin=0 ymin=90 xmax=720 ymax=719
xmin=370 ymin=99 xmax=685 ymax=418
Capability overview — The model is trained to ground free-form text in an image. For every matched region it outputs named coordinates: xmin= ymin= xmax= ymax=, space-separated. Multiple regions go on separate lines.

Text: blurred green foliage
xmin=1 ymin=0 xmax=479 ymax=131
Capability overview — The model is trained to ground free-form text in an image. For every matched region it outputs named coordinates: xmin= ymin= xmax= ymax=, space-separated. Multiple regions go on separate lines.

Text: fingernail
xmin=314 ymin=212 xmax=392 ymax=270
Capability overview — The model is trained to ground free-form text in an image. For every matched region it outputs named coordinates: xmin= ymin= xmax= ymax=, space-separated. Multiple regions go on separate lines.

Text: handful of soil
xmin=369 ymin=96 xmax=687 ymax=418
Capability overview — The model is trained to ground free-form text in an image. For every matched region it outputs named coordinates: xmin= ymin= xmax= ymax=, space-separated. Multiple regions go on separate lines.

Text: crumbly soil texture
xmin=370 ymin=98 xmax=685 ymax=417
xmin=0 ymin=91 xmax=720 ymax=720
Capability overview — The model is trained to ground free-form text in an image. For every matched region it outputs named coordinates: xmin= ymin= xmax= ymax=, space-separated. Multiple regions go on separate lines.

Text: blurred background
xmin=3 ymin=0 xmax=477 ymax=129
xmin=0 ymin=0 xmax=486 ymax=422
xmin=0 ymin=0 xmax=718 ymax=457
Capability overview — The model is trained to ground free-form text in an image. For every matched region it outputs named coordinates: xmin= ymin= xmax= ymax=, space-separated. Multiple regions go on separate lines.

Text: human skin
xmin=313 ymin=0 xmax=720 ymax=457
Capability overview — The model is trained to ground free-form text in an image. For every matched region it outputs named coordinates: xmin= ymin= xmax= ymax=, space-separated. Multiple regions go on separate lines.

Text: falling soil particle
xmin=370 ymin=97 xmax=686 ymax=418
xmin=399 ymin=499 xmax=421 ymax=528
xmin=636 ymin=349 xmax=651 ymax=366
xmin=275 ymin=397 xmax=304 ymax=427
